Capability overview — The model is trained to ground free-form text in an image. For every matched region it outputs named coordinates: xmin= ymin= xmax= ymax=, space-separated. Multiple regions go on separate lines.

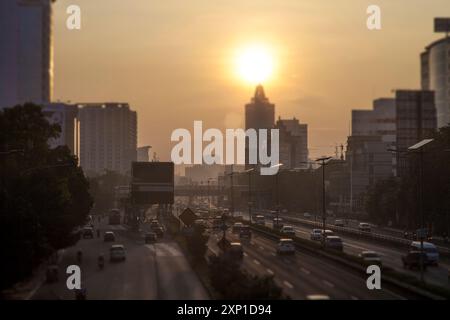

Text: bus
xmin=109 ymin=209 xmax=121 ymax=225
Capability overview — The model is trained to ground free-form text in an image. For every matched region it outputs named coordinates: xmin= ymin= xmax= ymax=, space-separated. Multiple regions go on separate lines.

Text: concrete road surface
xmin=32 ymin=219 xmax=208 ymax=300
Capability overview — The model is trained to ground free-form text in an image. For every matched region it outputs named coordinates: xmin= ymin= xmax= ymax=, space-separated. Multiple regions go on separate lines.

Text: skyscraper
xmin=78 ymin=103 xmax=137 ymax=176
xmin=421 ymin=34 xmax=450 ymax=128
xmin=395 ymin=90 xmax=436 ymax=176
xmin=244 ymin=85 xmax=275 ymax=169
xmin=0 ymin=0 xmax=54 ymax=109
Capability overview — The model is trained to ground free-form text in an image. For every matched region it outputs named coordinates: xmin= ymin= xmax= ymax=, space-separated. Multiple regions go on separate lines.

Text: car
xmin=310 ymin=229 xmax=322 ymax=241
xmin=358 ymin=222 xmax=371 ymax=232
xmin=227 ymin=242 xmax=244 ymax=259
xmin=409 ymin=241 xmax=439 ymax=265
xmin=402 ymin=251 xmax=428 ymax=270
xmin=303 ymin=212 xmax=312 ymax=219
xmin=277 ymin=238 xmax=295 ymax=255
xmin=82 ymin=227 xmax=94 ymax=239
xmin=144 ymin=232 xmax=157 ymax=244
xmin=239 ymin=225 xmax=252 ymax=239
xmin=320 ymin=229 xmax=334 ymax=241
xmin=280 ymin=225 xmax=296 ymax=237
xmin=150 ymin=220 xmax=160 ymax=229
xmin=324 ymin=236 xmax=343 ymax=251
xmin=104 ymin=231 xmax=115 ymax=242
xmin=154 ymin=226 xmax=165 ymax=238
xmin=254 ymin=215 xmax=265 ymax=225
xmin=358 ymin=251 xmax=382 ymax=267
xmin=334 ymin=219 xmax=344 ymax=227
xmin=232 ymin=222 xmax=243 ymax=234
xmin=272 ymin=218 xmax=284 ymax=230
xmin=110 ymin=244 xmax=126 ymax=262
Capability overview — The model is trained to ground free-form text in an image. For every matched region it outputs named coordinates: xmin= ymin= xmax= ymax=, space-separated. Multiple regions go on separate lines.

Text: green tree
xmin=0 ymin=103 xmax=93 ymax=290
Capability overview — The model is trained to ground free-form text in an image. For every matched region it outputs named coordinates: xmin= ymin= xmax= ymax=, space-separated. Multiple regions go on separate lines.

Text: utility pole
xmin=246 ymin=168 xmax=254 ymax=223
xmin=316 ymin=157 xmax=332 ymax=236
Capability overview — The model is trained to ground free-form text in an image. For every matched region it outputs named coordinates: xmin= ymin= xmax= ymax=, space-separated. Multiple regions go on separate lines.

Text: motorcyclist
xmin=98 ymin=253 xmax=105 ymax=269
xmin=76 ymin=249 xmax=83 ymax=264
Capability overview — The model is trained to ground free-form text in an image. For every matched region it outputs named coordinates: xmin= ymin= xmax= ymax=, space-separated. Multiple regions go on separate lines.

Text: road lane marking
xmin=283 ymin=281 xmax=294 ymax=289
xmin=323 ymin=280 xmax=334 ymax=288
xmin=253 ymin=259 xmax=261 ymax=265
xmin=266 ymin=268 xmax=274 ymax=275
xmin=301 ymin=268 xmax=310 ymax=275
xmin=351 ymin=296 xmax=359 ymax=300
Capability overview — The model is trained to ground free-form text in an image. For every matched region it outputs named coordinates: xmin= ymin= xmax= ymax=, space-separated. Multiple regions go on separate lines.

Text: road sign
xmin=435 ymin=18 xmax=450 ymax=33
xmin=179 ymin=208 xmax=198 ymax=227
xmin=416 ymin=228 xmax=428 ymax=240
xmin=131 ymin=162 xmax=174 ymax=204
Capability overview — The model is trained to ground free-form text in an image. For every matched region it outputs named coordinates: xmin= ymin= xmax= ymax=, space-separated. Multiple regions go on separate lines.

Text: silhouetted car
xmin=104 ymin=231 xmax=115 ymax=242
xmin=402 ymin=251 xmax=428 ymax=270
xmin=110 ymin=244 xmax=126 ymax=262
xmin=280 ymin=225 xmax=296 ymax=237
xmin=272 ymin=218 xmax=284 ymax=230
xmin=310 ymin=229 xmax=322 ymax=241
xmin=232 ymin=222 xmax=243 ymax=234
xmin=324 ymin=236 xmax=343 ymax=251
xmin=227 ymin=242 xmax=244 ymax=260
xmin=239 ymin=225 xmax=252 ymax=239
xmin=277 ymin=238 xmax=295 ymax=255
xmin=82 ymin=227 xmax=94 ymax=239
xmin=144 ymin=232 xmax=157 ymax=244
xmin=359 ymin=251 xmax=382 ymax=267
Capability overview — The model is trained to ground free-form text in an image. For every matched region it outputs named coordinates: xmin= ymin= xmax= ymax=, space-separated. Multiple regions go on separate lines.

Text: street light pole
xmin=316 ymin=157 xmax=332 ymax=236
xmin=408 ymin=139 xmax=434 ymax=284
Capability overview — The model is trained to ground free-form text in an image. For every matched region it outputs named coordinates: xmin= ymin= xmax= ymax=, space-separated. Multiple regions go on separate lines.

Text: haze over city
xmin=52 ymin=0 xmax=450 ymax=160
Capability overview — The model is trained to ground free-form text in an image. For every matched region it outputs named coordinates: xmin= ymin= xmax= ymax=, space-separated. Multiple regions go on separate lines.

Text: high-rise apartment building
xmin=421 ymin=36 xmax=450 ymax=128
xmin=0 ymin=0 xmax=54 ymax=109
xmin=78 ymin=103 xmax=137 ymax=176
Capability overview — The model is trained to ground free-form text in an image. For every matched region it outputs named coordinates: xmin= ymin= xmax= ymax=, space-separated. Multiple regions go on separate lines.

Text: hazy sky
xmin=52 ymin=0 xmax=450 ymax=161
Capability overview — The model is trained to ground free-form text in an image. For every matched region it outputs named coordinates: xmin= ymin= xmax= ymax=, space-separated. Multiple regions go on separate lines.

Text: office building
xmin=244 ymin=85 xmax=275 ymax=169
xmin=0 ymin=0 xmax=54 ymax=109
xmin=78 ymin=103 xmax=137 ymax=176
xmin=395 ymin=90 xmax=437 ymax=176
xmin=275 ymin=117 xmax=308 ymax=169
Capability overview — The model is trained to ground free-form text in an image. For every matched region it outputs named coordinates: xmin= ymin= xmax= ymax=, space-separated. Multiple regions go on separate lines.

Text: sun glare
xmin=236 ymin=45 xmax=274 ymax=84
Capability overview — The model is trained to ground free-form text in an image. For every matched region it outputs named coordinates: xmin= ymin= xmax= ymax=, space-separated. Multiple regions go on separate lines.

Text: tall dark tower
xmin=245 ymin=85 xmax=275 ymax=169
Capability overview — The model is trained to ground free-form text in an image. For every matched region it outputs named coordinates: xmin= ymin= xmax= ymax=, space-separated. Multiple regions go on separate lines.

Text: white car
xmin=358 ymin=222 xmax=371 ymax=232
xmin=358 ymin=251 xmax=382 ymax=266
xmin=310 ymin=229 xmax=322 ymax=241
xmin=110 ymin=244 xmax=126 ymax=262
xmin=303 ymin=212 xmax=312 ymax=219
xmin=410 ymin=241 xmax=439 ymax=265
xmin=277 ymin=238 xmax=295 ymax=255
xmin=320 ymin=229 xmax=334 ymax=241
xmin=280 ymin=225 xmax=296 ymax=237
xmin=254 ymin=215 xmax=265 ymax=225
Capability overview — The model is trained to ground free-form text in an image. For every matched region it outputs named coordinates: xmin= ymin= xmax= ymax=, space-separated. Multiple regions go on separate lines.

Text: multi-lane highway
xmin=208 ymin=228 xmax=405 ymax=300
xmin=242 ymin=212 xmax=450 ymax=289
xmin=32 ymin=218 xmax=208 ymax=300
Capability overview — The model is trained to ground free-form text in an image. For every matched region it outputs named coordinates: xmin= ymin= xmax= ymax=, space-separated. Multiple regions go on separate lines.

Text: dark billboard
xmin=131 ymin=162 xmax=174 ymax=204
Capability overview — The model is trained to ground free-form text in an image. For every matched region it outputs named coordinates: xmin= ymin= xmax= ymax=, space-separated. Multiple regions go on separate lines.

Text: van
xmin=410 ymin=241 xmax=439 ymax=265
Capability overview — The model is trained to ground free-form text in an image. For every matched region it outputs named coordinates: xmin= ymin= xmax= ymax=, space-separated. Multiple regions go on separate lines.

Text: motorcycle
xmin=98 ymin=255 xmax=105 ymax=270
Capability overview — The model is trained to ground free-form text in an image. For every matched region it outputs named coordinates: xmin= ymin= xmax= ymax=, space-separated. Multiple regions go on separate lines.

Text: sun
xmin=235 ymin=45 xmax=274 ymax=84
